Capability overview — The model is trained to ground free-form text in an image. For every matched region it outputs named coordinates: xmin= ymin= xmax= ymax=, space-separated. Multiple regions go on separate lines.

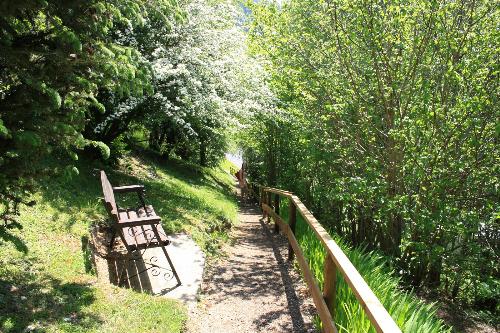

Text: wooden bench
xmin=100 ymin=170 xmax=181 ymax=287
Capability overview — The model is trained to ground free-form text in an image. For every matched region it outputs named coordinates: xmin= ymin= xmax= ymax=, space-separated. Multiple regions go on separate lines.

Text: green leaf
xmin=15 ymin=131 xmax=42 ymax=147
xmin=86 ymin=140 xmax=110 ymax=160
xmin=0 ymin=119 xmax=11 ymax=139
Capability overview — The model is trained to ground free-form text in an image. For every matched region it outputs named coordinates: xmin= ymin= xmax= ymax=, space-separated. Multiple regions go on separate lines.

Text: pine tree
xmin=0 ymin=0 xmax=179 ymax=224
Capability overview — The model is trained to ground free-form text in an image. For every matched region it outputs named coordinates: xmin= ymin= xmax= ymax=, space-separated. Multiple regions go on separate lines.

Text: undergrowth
xmin=276 ymin=198 xmax=451 ymax=333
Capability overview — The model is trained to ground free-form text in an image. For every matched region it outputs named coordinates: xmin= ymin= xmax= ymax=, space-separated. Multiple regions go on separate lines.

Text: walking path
xmin=188 ymin=188 xmax=317 ymax=332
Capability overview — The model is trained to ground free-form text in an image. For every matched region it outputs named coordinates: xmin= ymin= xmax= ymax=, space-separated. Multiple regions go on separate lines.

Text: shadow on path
xmin=255 ymin=215 xmax=307 ymax=332
xmin=195 ymin=186 xmax=316 ymax=333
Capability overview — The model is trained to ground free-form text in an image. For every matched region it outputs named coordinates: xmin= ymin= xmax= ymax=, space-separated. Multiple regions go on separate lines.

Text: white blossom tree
xmin=89 ymin=0 xmax=274 ymax=166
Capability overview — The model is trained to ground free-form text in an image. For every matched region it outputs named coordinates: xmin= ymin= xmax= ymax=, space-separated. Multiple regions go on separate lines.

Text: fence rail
xmin=247 ymin=183 xmax=401 ymax=333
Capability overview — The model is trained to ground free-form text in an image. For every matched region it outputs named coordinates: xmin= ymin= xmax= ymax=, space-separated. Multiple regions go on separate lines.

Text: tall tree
xmin=90 ymin=0 xmax=273 ymax=166
xmin=243 ymin=0 xmax=499 ymax=307
xmin=0 ymin=0 xmax=178 ymax=223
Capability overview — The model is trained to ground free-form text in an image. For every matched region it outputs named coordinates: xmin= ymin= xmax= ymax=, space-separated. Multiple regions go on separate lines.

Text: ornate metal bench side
xmin=99 ymin=170 xmax=181 ymax=287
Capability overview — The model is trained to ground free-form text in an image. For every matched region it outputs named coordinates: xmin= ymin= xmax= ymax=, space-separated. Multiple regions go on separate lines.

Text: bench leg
xmin=116 ymin=252 xmax=131 ymax=286
xmin=160 ymin=243 xmax=181 ymax=287
xmin=116 ymin=249 xmax=150 ymax=286
xmin=150 ymin=225 xmax=181 ymax=287
xmin=108 ymin=230 xmax=116 ymax=251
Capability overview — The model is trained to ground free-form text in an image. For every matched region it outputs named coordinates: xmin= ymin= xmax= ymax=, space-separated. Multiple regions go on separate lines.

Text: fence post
xmin=266 ymin=190 xmax=272 ymax=223
xmin=274 ymin=193 xmax=280 ymax=233
xmin=288 ymin=197 xmax=296 ymax=261
xmin=323 ymin=253 xmax=337 ymax=320
xmin=259 ymin=187 xmax=264 ymax=217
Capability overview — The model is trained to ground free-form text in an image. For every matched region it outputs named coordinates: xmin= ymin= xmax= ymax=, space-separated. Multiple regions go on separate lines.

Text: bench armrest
xmin=113 ymin=185 xmax=145 ymax=193
xmin=118 ymin=215 xmax=161 ymax=227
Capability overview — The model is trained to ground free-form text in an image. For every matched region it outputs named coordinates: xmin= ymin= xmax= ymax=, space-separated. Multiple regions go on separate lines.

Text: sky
xmin=225 ymin=152 xmax=243 ymax=168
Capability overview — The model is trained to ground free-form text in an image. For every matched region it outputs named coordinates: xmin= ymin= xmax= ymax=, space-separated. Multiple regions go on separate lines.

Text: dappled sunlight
xmin=0 ymin=257 xmax=101 ymax=333
xmin=0 ymin=0 xmax=496 ymax=331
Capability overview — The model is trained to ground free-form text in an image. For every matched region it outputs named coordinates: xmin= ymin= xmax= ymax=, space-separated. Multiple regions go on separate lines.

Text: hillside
xmin=0 ymin=151 xmax=238 ymax=333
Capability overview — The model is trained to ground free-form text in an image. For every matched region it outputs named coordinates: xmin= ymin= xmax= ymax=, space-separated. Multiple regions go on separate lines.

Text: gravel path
xmin=188 ymin=191 xmax=317 ymax=333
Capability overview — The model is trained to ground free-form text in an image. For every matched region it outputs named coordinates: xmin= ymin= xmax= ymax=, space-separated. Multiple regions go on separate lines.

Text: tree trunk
xmin=149 ymin=128 xmax=161 ymax=152
xmin=427 ymin=257 xmax=442 ymax=289
xmin=200 ymin=139 xmax=207 ymax=166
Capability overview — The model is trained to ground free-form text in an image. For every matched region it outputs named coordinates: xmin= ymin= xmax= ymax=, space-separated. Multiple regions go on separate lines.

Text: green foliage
xmin=0 ymin=119 xmax=10 ymax=139
xmin=0 ymin=0 xmax=180 ymax=222
xmin=87 ymin=0 xmax=272 ymax=167
xmin=86 ymin=141 xmax=111 ymax=160
xmin=0 ymin=0 xmax=259 ymax=229
xmin=243 ymin=0 xmax=499 ymax=320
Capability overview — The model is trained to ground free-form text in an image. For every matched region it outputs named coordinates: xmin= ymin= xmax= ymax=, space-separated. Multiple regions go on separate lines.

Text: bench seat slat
xmin=117 ymin=206 xmax=161 ymax=226
xmin=119 ymin=206 xmax=156 ymax=220
xmin=122 ymin=224 xmax=169 ymax=249
xmin=118 ymin=205 xmax=168 ymax=248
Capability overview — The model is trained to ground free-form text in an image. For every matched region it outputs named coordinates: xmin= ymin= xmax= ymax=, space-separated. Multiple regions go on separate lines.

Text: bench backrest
xmin=100 ymin=171 xmax=119 ymax=223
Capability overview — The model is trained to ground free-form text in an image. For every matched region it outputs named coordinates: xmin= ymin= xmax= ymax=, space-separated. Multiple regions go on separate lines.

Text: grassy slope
xmin=0 ymin=151 xmax=238 ymax=333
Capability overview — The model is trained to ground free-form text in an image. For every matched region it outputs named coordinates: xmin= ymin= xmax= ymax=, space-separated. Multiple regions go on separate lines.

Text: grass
xmin=0 ymin=149 xmax=239 ymax=333
xmin=276 ymin=197 xmax=451 ymax=333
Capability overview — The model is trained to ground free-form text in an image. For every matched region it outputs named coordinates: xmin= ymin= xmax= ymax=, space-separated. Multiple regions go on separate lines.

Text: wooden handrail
xmin=256 ymin=185 xmax=401 ymax=333
xmin=262 ymin=186 xmax=293 ymax=198
xmin=247 ymin=184 xmax=293 ymax=198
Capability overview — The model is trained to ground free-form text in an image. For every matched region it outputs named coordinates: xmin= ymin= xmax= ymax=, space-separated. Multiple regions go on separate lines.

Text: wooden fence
xmin=247 ymin=183 xmax=401 ymax=333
